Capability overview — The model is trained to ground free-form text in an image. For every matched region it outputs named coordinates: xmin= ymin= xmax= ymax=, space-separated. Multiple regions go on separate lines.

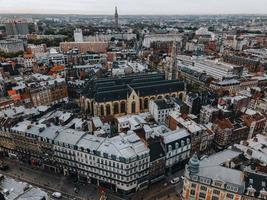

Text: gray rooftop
xmin=195 ymin=150 xmax=244 ymax=187
xmin=0 ymin=174 xmax=48 ymax=200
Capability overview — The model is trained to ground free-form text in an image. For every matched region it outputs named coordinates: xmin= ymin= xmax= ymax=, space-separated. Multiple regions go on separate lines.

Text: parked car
xmin=180 ymin=176 xmax=185 ymax=180
xmin=170 ymin=177 xmax=180 ymax=184
xmin=52 ymin=192 xmax=62 ymax=199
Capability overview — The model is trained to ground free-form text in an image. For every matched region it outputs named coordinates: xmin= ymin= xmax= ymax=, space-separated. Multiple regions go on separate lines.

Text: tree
xmin=0 ymin=50 xmax=24 ymax=58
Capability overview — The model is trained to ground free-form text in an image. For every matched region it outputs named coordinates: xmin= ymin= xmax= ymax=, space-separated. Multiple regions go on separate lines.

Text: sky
xmin=0 ymin=0 xmax=267 ymax=15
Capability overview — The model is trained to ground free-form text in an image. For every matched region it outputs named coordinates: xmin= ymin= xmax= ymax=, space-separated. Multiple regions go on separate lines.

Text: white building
xmin=13 ymin=120 xmax=150 ymax=195
xmin=116 ymin=114 xmax=148 ymax=132
xmin=177 ymin=56 xmax=244 ymax=81
xmin=149 ymin=98 xmax=179 ymax=123
xmin=150 ymin=126 xmax=191 ymax=172
xmin=143 ymin=34 xmax=182 ymax=48
xmin=74 ymin=28 xmax=83 ymax=42
xmin=0 ymin=39 xmax=24 ymax=53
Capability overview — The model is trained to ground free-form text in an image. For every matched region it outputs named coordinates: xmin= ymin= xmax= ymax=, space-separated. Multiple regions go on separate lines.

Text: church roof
xmin=83 ymin=73 xmax=185 ymax=102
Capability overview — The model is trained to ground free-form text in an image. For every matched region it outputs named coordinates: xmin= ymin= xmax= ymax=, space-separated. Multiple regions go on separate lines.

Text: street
xmin=1 ymin=158 xmax=184 ymax=200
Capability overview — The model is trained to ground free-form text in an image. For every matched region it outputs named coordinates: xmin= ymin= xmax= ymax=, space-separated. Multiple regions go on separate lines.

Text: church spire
xmin=114 ymin=6 xmax=119 ymax=28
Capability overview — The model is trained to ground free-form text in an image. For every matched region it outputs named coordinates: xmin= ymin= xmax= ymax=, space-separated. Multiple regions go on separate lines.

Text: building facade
xmin=80 ymin=73 xmax=185 ymax=117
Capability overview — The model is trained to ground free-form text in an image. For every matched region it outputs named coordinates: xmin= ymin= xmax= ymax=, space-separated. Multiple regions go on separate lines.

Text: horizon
xmin=0 ymin=0 xmax=267 ymax=15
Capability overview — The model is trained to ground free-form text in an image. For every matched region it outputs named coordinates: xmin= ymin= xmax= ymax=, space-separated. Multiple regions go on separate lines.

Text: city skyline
xmin=0 ymin=0 xmax=267 ymax=15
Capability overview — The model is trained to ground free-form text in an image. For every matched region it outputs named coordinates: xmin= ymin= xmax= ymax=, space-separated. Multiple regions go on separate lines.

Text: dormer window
xmin=187 ymin=138 xmax=190 ymax=144
xmin=168 ymin=145 xmax=172 ymax=152
xmin=246 ymin=185 xmax=256 ymax=197
xmin=259 ymin=188 xmax=267 ymax=200
xmin=262 ymin=181 xmax=266 ymax=187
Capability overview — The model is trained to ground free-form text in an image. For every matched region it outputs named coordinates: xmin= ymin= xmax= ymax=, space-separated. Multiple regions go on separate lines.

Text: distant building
xmin=114 ymin=6 xmax=119 ymax=28
xmin=80 ymin=73 xmax=185 ymax=117
xmin=143 ymin=34 xmax=182 ymax=48
xmin=4 ymin=20 xmax=29 ymax=36
xmin=74 ymin=28 xmax=83 ymax=42
xmin=213 ymin=118 xmax=234 ymax=150
xmin=27 ymin=44 xmax=47 ymax=55
xmin=241 ymin=109 xmax=266 ymax=139
xmin=200 ymin=105 xmax=220 ymax=124
xmin=0 ymin=39 xmax=24 ymax=53
xmin=60 ymin=41 xmax=108 ymax=53
xmin=149 ymin=97 xmax=187 ymax=123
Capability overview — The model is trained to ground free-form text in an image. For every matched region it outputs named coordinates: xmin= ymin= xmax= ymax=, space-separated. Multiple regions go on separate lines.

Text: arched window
xmin=100 ymin=105 xmax=104 ymax=116
xmin=139 ymin=99 xmax=143 ymax=110
xmin=131 ymin=101 xmax=136 ymax=113
xmin=106 ymin=104 xmax=111 ymax=115
xmin=168 ymin=145 xmax=172 ymax=152
xmin=179 ymin=93 xmax=183 ymax=100
xmin=113 ymin=102 xmax=119 ymax=114
xmin=181 ymin=140 xmax=185 ymax=147
xmin=187 ymin=138 xmax=190 ymax=145
xmin=157 ymin=96 xmax=163 ymax=100
xmin=87 ymin=101 xmax=91 ymax=113
xmin=175 ymin=142 xmax=179 ymax=149
xmin=165 ymin=95 xmax=170 ymax=99
xmin=120 ymin=101 xmax=126 ymax=113
xmin=172 ymin=94 xmax=176 ymax=98
xmin=144 ymin=98 xmax=149 ymax=109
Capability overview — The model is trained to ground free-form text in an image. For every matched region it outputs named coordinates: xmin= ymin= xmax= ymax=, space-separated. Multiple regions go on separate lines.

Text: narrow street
xmin=1 ymin=158 xmax=184 ymax=200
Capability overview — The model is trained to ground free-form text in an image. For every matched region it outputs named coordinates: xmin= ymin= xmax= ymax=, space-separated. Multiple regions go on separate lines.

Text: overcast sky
xmin=0 ymin=0 xmax=267 ymax=15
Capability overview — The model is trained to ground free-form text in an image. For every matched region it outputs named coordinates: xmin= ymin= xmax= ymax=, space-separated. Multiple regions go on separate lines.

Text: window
xmin=200 ymin=185 xmax=207 ymax=191
xmin=100 ymin=105 xmax=104 ymax=116
xmin=144 ymin=98 xmax=149 ymax=109
xmin=120 ymin=101 xmax=126 ymax=113
xmin=131 ymin=101 xmax=136 ymax=113
xmin=213 ymin=189 xmax=220 ymax=195
xmin=106 ymin=104 xmax=111 ymax=115
xmin=113 ymin=102 xmax=119 ymax=114
xmin=226 ymin=193 xmax=234 ymax=199
xmin=212 ymin=196 xmax=219 ymax=200
xmin=139 ymin=99 xmax=143 ymax=110
xmin=199 ymin=192 xmax=206 ymax=198
xmin=190 ymin=190 xmax=195 ymax=195
xmin=175 ymin=142 xmax=179 ymax=149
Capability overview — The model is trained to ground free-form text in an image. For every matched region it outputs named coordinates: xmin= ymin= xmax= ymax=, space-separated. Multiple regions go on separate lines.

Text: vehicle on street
xmin=180 ymin=176 xmax=185 ymax=180
xmin=52 ymin=192 xmax=62 ymax=199
xmin=170 ymin=177 xmax=180 ymax=184
xmin=200 ymin=155 xmax=208 ymax=160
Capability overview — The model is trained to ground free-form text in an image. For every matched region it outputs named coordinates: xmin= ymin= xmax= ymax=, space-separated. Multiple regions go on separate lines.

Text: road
xmin=1 ymin=158 xmax=185 ymax=200
xmin=1 ymin=159 xmax=99 ymax=200
xmin=131 ymin=169 xmax=184 ymax=200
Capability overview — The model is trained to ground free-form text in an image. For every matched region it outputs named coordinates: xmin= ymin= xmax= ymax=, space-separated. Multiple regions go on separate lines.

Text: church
xmin=80 ymin=72 xmax=185 ymax=117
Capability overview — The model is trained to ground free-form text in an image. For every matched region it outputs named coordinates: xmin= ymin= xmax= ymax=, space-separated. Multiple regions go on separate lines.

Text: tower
xmin=188 ymin=153 xmax=200 ymax=175
xmin=166 ymin=40 xmax=177 ymax=80
xmin=74 ymin=28 xmax=83 ymax=42
xmin=114 ymin=6 xmax=119 ymax=28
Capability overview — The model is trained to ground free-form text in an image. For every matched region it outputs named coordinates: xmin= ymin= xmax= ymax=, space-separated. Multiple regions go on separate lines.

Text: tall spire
xmin=166 ymin=40 xmax=177 ymax=80
xmin=114 ymin=6 xmax=119 ymax=28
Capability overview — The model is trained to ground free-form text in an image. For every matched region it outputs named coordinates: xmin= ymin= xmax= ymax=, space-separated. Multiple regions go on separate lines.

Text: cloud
xmin=0 ymin=0 xmax=266 ymax=14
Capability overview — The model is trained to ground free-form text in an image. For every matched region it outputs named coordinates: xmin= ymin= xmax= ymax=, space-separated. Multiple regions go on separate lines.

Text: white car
xmin=170 ymin=177 xmax=180 ymax=184
xmin=180 ymin=176 xmax=185 ymax=180
xmin=52 ymin=192 xmax=62 ymax=199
